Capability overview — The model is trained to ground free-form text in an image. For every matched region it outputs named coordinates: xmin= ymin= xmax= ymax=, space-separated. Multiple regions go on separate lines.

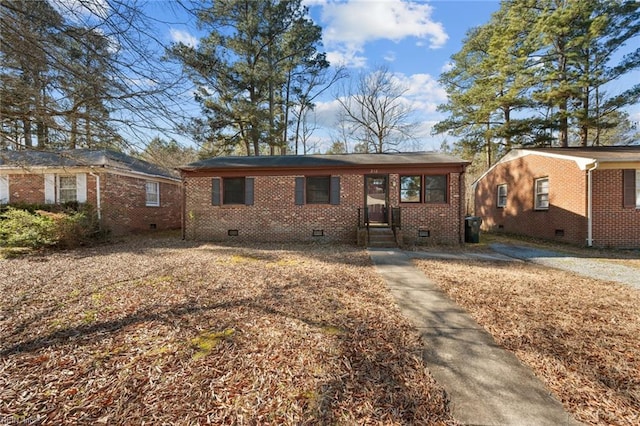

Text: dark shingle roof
xmin=0 ymin=149 xmax=179 ymax=180
xmin=180 ymin=152 xmax=469 ymax=171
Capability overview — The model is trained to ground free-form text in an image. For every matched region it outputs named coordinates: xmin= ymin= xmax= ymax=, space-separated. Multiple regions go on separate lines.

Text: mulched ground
xmin=1 ymin=237 xmax=454 ymax=425
xmin=413 ymin=257 xmax=640 ymax=426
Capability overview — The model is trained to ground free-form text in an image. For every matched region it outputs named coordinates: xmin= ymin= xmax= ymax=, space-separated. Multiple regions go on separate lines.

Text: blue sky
xmin=150 ymin=0 xmax=639 ymax=152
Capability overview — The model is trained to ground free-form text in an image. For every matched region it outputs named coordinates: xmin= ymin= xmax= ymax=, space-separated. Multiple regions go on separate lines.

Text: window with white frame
xmin=534 ymin=177 xmax=549 ymax=210
xmin=497 ymin=184 xmax=507 ymax=208
xmin=145 ymin=181 xmax=160 ymax=206
xmin=58 ymin=176 xmax=78 ymax=203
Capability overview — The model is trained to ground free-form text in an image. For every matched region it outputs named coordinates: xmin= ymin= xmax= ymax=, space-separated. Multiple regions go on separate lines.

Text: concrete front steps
xmin=366 ymin=227 xmax=397 ymax=248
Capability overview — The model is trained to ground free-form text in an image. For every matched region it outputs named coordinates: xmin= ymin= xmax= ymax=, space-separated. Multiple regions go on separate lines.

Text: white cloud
xmin=394 ymin=73 xmax=447 ymax=110
xmin=383 ymin=51 xmax=396 ymax=62
xmin=441 ymin=61 xmax=454 ymax=73
xmin=170 ymin=28 xmax=199 ymax=48
xmin=319 ymin=0 xmax=448 ymax=68
xmin=326 ymin=49 xmax=368 ymax=68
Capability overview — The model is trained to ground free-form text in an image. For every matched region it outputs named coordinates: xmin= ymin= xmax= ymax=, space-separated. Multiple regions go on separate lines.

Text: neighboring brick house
xmin=0 ymin=149 xmax=182 ymax=235
xmin=179 ymin=152 xmax=470 ymax=246
xmin=473 ymin=146 xmax=640 ymax=248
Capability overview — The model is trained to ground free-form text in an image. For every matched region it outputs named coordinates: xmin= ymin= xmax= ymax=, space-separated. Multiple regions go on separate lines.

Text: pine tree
xmin=169 ymin=0 xmax=327 ymax=156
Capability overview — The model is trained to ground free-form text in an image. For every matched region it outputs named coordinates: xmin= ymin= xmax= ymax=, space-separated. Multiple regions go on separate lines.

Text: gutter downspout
xmin=586 ymin=162 xmax=598 ymax=247
xmin=89 ymin=172 xmax=101 ymax=222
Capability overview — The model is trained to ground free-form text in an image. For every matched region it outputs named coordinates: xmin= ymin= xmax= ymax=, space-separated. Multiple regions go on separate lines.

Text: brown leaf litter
xmin=414 ymin=258 xmax=639 ymax=426
xmin=1 ymin=237 xmax=453 ymax=425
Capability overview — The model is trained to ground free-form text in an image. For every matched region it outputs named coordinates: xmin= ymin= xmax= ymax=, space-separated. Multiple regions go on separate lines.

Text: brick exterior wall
xmin=391 ymin=173 xmax=465 ymax=245
xmin=2 ymin=171 xmax=181 ymax=236
xmin=184 ymin=171 xmax=465 ymax=245
xmin=6 ymin=174 xmax=47 ymax=204
xmin=475 ymin=155 xmax=640 ymax=248
xmin=101 ymin=173 xmax=181 ymax=235
xmin=591 ymin=169 xmax=640 ymax=249
xmin=475 ymin=156 xmax=588 ymax=245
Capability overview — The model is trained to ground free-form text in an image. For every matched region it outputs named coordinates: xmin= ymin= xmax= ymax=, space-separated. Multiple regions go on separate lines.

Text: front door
xmin=365 ymin=175 xmax=388 ymax=223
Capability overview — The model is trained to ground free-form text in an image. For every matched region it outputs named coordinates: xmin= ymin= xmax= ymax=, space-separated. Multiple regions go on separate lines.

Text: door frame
xmin=364 ymin=174 xmax=389 ymax=224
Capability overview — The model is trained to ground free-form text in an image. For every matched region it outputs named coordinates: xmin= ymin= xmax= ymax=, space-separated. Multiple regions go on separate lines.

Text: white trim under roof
xmin=0 ymin=165 xmax=180 ymax=184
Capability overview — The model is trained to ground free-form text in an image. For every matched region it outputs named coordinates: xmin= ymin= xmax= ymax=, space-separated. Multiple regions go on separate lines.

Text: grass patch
xmin=190 ymin=328 xmax=235 ymax=360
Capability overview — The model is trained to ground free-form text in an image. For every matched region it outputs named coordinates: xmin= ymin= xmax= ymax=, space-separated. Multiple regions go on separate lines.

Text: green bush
xmin=0 ymin=204 xmax=101 ymax=248
xmin=0 ymin=207 xmax=57 ymax=247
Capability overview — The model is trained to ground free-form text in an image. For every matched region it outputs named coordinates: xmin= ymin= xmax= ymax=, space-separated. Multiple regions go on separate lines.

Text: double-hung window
xmin=145 ymin=182 xmax=160 ymax=206
xmin=58 ymin=176 xmax=78 ymax=203
xmin=45 ymin=174 xmax=86 ymax=204
xmin=212 ymin=177 xmax=254 ymax=206
xmin=424 ymin=175 xmax=447 ymax=203
xmin=306 ymin=177 xmax=331 ymax=204
xmin=534 ymin=177 xmax=549 ymax=210
xmin=497 ymin=184 xmax=507 ymax=208
xmin=295 ymin=176 xmax=340 ymax=205
xmin=623 ymin=169 xmax=640 ymax=208
xmin=400 ymin=176 xmax=421 ymax=203
xmin=223 ymin=177 xmax=245 ymax=205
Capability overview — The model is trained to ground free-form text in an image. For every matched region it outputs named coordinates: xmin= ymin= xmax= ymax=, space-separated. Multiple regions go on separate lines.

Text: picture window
xmin=400 ymin=176 xmax=421 ymax=203
xmin=424 ymin=175 xmax=447 ymax=203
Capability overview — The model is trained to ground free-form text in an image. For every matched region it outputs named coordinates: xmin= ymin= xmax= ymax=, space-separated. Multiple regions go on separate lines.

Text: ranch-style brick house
xmin=179 ymin=152 xmax=470 ymax=246
xmin=473 ymin=146 xmax=640 ymax=248
xmin=0 ymin=149 xmax=182 ymax=235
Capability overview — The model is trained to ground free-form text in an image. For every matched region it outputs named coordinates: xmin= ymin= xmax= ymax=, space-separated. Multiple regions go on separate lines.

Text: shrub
xmin=0 ymin=207 xmax=56 ymax=247
xmin=0 ymin=204 xmax=101 ymax=248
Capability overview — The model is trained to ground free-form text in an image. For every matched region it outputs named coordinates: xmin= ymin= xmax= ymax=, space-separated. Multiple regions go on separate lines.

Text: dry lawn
xmin=413 ymin=258 xmax=640 ymax=425
xmin=1 ymin=237 xmax=453 ymax=425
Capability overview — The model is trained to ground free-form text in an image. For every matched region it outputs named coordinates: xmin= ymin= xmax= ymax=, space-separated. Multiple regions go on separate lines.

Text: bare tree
xmin=336 ymin=65 xmax=418 ymax=153
xmin=1 ymin=0 xmax=193 ymax=151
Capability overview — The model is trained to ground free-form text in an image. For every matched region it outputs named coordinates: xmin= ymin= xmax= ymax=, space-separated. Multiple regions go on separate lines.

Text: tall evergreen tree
xmin=169 ymin=0 xmax=327 ymax=156
xmin=435 ymin=0 xmax=640 ymax=157
xmin=0 ymin=0 xmax=62 ymax=148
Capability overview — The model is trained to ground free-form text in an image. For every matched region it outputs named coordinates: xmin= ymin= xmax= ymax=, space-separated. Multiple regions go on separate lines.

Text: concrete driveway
xmin=489 ymin=243 xmax=640 ymax=289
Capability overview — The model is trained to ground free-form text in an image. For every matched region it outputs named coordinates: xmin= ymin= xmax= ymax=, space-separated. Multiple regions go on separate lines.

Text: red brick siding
xmin=6 ymin=174 xmax=46 ymax=204
xmin=391 ymin=173 xmax=465 ymax=245
xmin=184 ymin=172 xmax=465 ymax=244
xmin=591 ymin=169 xmax=640 ymax=248
xmin=3 ymin=172 xmax=180 ymax=236
xmin=101 ymin=173 xmax=181 ymax=235
xmin=475 ymin=156 xmax=588 ymax=245
xmin=185 ymin=175 xmax=361 ymax=242
xmin=5 ymin=173 xmax=98 ymax=205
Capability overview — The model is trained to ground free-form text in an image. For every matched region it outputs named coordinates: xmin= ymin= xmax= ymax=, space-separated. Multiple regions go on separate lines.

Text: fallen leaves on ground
xmin=1 ymin=237 xmax=453 ymax=425
xmin=414 ymin=258 xmax=639 ymax=426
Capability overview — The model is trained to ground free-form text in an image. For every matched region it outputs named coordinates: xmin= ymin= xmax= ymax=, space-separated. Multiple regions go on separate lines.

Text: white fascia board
xmin=0 ymin=165 xmax=180 ymax=184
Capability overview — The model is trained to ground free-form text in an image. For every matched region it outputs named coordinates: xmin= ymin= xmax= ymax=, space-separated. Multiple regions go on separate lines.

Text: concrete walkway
xmin=368 ymin=248 xmax=580 ymax=426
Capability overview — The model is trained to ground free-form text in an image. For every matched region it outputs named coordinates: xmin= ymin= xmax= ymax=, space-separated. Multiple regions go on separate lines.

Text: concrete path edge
xmin=368 ymin=248 xmax=581 ymax=426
